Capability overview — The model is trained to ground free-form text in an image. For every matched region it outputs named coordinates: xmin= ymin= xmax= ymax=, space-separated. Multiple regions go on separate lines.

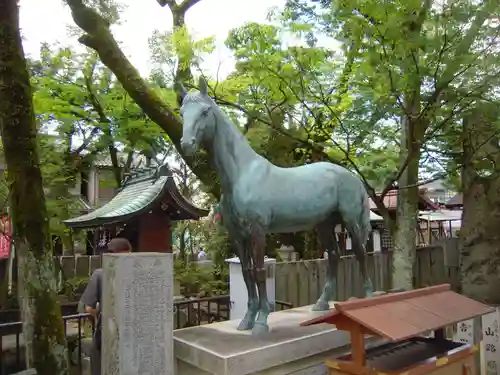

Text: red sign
xmin=0 ymin=216 xmax=12 ymax=259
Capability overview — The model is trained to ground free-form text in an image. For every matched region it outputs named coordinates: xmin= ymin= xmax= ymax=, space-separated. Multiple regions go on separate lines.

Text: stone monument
xmin=102 ymin=253 xmax=174 ymax=375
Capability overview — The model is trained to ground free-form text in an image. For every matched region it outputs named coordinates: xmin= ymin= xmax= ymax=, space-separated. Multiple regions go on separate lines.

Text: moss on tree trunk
xmin=460 ymin=104 xmax=500 ymax=304
xmin=0 ymin=1 xmax=69 ymax=374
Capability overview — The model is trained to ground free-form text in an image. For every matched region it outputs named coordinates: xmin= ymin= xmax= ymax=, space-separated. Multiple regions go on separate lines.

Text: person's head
xmin=106 ymin=237 xmax=132 ymax=254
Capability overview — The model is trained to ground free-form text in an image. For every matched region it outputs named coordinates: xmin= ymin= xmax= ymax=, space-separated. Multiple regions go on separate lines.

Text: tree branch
xmin=73 ymin=126 xmax=101 ymax=155
xmin=418 ymin=2 xmax=494 ymax=124
xmin=64 ymin=0 xmax=220 ymax=198
xmin=157 ymin=0 xmax=201 ymax=11
xmin=83 ymin=61 xmax=122 ymax=187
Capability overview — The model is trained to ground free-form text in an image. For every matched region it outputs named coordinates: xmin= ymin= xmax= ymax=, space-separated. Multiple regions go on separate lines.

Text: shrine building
xmin=64 ymin=164 xmax=209 ymax=253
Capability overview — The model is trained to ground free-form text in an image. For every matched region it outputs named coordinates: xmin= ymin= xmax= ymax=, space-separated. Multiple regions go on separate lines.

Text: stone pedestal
xmin=225 ymin=257 xmax=276 ymax=320
xmin=174 ymin=304 xmax=383 ymax=375
xmin=102 ymin=253 xmax=174 ymax=375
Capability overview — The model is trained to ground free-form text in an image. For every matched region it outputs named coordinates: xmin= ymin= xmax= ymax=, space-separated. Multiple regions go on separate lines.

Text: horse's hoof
xmin=237 ymin=318 xmax=255 ymax=331
xmin=251 ymin=322 xmax=269 ymax=335
xmin=311 ymin=301 xmax=330 ymax=311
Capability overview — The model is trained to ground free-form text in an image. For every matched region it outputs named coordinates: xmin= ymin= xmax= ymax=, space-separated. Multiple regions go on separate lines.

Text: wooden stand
xmin=302 ymin=284 xmax=493 ymax=375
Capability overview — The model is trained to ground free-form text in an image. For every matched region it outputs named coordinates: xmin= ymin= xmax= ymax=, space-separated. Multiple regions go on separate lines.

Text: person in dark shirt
xmin=80 ymin=237 xmax=132 ymax=375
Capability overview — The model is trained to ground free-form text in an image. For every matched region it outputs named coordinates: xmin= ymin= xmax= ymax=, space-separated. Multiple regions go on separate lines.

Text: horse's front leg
xmin=233 ymin=237 xmax=258 ymax=331
xmin=250 ymin=225 xmax=271 ymax=335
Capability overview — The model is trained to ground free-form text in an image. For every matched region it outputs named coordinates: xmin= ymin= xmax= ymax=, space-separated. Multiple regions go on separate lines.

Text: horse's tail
xmin=339 ymin=183 xmax=371 ymax=249
xmin=357 ymin=189 xmax=372 ymax=247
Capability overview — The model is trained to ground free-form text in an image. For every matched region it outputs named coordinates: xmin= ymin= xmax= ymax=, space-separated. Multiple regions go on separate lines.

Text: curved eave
xmin=64 ymin=175 xmax=170 ymax=229
xmin=165 ymin=178 xmax=209 ymax=220
xmin=64 ymin=175 xmax=209 ymax=230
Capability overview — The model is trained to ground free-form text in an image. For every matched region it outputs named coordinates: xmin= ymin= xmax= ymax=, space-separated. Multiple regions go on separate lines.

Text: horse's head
xmin=177 ymin=77 xmax=215 ymax=156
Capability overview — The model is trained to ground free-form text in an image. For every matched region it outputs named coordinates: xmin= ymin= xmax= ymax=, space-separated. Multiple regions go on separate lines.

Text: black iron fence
xmin=174 ymin=295 xmax=231 ymax=329
xmin=0 ymin=312 xmax=94 ymax=375
xmin=173 ymin=296 xmax=293 ymax=329
xmin=0 ymin=295 xmax=292 ymax=375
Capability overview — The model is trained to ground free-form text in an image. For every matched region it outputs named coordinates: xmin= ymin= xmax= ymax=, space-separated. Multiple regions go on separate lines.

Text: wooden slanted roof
xmin=369 ymin=190 xmax=440 ymax=212
xmin=302 ymin=284 xmax=493 ymax=342
xmin=445 ymin=193 xmax=463 ymax=207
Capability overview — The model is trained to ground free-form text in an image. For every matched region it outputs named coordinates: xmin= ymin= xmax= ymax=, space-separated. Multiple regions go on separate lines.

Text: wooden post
xmin=350 ymin=325 xmax=366 ymax=367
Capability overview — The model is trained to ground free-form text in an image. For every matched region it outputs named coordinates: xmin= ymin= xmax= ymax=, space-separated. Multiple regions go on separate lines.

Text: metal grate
xmin=355 ymin=337 xmax=464 ymax=372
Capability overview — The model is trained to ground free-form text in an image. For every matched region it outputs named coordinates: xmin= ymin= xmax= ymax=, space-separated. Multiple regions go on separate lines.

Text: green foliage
xmin=174 ymin=260 xmax=228 ymax=296
xmin=60 ymin=276 xmax=89 ymax=301
xmin=220 ymin=20 xmax=398 ymax=177
xmin=28 ymin=44 xmax=173 ymax=246
xmin=279 ymin=0 xmax=500 ymax=188
xmin=205 ymin=224 xmax=232 ymax=265
xmin=149 ymin=26 xmax=215 ymax=87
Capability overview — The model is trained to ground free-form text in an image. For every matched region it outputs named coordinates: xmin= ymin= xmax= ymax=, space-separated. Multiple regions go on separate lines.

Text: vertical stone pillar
xmin=102 ymin=253 xmax=174 ymax=375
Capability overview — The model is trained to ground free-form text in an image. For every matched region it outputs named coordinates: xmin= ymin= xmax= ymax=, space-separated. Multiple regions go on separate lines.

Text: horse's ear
xmin=198 ymin=76 xmax=208 ymax=96
xmin=175 ymin=82 xmax=188 ymax=103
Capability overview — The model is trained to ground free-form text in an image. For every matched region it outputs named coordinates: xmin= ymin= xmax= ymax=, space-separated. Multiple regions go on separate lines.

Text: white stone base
xmin=174 ymin=304 xmax=380 ymax=375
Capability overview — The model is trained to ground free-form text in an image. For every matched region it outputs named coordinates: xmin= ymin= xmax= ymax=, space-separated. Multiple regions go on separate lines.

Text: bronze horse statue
xmin=178 ymin=77 xmax=373 ymax=335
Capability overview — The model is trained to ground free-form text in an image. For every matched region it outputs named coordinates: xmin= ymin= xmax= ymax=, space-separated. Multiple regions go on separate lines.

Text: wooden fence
xmin=55 ymin=242 xmax=460 ymax=308
xmin=54 ymin=255 xmax=101 ymax=280
xmin=53 ymin=256 xmax=213 ymax=279
xmin=275 ymin=245 xmax=460 ymax=308
xmin=414 ymin=240 xmax=460 ymax=291
xmin=275 ymin=252 xmax=393 ymax=307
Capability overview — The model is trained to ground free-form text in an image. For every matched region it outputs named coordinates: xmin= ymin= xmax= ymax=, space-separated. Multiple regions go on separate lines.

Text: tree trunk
xmin=179 ymin=226 xmax=187 ymax=262
xmin=392 ymin=164 xmax=419 ymax=290
xmin=392 ymin=100 xmax=421 ymax=290
xmin=460 ymin=104 xmax=500 ymax=304
xmin=169 ymin=2 xmax=194 ymax=85
xmin=0 ymin=1 xmax=69 ymax=374
xmin=0 ymin=258 xmax=9 ymax=308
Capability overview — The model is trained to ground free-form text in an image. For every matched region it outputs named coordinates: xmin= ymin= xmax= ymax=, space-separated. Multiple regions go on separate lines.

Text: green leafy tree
xmin=276 ymin=0 xmax=500 ymax=289
xmin=64 ymin=0 xmax=221 ymax=197
xmin=30 ymin=45 xmax=172 ymax=250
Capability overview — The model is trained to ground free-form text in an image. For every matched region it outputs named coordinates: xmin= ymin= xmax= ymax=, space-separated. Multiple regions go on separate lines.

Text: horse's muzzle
xmin=180 ymin=137 xmax=197 ymax=156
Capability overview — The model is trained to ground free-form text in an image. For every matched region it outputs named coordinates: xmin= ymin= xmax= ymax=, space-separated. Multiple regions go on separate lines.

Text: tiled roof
xmin=92 ymin=153 xmax=155 ymax=168
xmin=64 ymin=165 xmax=208 ymax=228
xmin=301 ymin=284 xmax=493 ymax=342
xmin=445 ymin=193 xmax=463 ymax=207
xmin=370 ymin=190 xmax=440 ymax=211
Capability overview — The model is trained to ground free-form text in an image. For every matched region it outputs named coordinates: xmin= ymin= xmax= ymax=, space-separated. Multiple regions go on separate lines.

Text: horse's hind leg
xmin=250 ymin=225 xmax=271 ymax=335
xmin=347 ymin=225 xmax=373 ymax=297
xmin=312 ymin=220 xmax=340 ymax=311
